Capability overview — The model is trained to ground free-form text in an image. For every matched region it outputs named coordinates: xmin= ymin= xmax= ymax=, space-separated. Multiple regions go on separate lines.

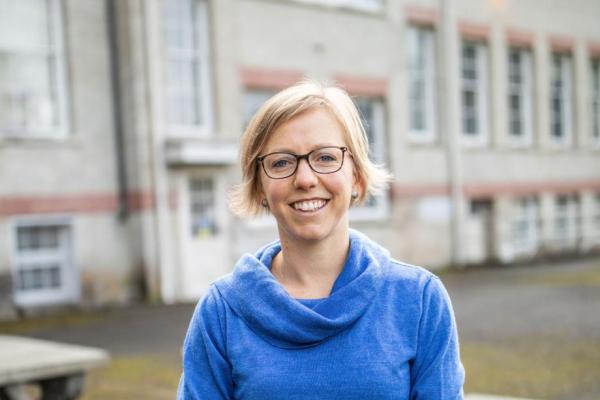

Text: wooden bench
xmin=0 ymin=335 xmax=109 ymax=400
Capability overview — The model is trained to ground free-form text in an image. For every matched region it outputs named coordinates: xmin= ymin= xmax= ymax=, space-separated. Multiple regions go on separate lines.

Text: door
xmin=177 ymin=173 xmax=229 ymax=301
xmin=464 ymin=199 xmax=493 ymax=264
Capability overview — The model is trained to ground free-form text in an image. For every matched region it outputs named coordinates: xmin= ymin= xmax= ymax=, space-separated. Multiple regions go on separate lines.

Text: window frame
xmin=591 ymin=58 xmax=600 ymax=148
xmin=407 ymin=25 xmax=437 ymax=144
xmin=189 ymin=176 xmax=219 ymax=238
xmin=0 ymin=0 xmax=69 ymax=139
xmin=507 ymin=46 xmax=534 ymax=147
xmin=350 ymin=96 xmax=389 ymax=221
xmin=287 ymin=0 xmax=384 ymax=13
xmin=553 ymin=194 xmax=579 ymax=249
xmin=509 ymin=196 xmax=540 ymax=256
xmin=162 ymin=0 xmax=213 ymax=137
xmin=10 ymin=215 xmax=79 ymax=307
xmin=549 ymin=52 xmax=574 ymax=146
xmin=460 ymin=40 xmax=489 ymax=147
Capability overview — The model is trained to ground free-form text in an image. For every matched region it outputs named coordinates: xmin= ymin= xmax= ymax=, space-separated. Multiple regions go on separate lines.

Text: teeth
xmin=293 ymin=199 xmax=326 ymax=211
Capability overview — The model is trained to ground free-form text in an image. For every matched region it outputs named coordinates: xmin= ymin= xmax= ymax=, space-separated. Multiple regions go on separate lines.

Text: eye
xmin=312 ymin=151 xmax=339 ymax=163
xmin=268 ymin=154 xmax=296 ymax=170
xmin=272 ymin=159 xmax=291 ymax=168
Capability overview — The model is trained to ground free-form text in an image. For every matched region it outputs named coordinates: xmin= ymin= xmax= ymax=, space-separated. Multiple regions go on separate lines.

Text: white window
xmin=350 ymin=96 xmax=389 ymax=220
xmin=507 ymin=47 xmax=534 ymax=146
xmin=554 ymin=194 xmax=579 ymax=249
xmin=0 ymin=0 xmax=68 ymax=138
xmin=550 ymin=53 xmax=573 ymax=145
xmin=591 ymin=58 xmax=600 ymax=147
xmin=190 ymin=177 xmax=217 ymax=237
xmin=289 ymin=0 xmax=383 ymax=13
xmin=163 ymin=0 xmax=212 ymax=135
xmin=461 ymin=41 xmax=489 ymax=146
xmin=407 ymin=26 xmax=437 ymax=143
xmin=593 ymin=193 xmax=600 ymax=241
xmin=510 ymin=197 xmax=540 ymax=256
xmin=243 ymin=89 xmax=275 ymax=128
xmin=12 ymin=218 xmax=78 ymax=306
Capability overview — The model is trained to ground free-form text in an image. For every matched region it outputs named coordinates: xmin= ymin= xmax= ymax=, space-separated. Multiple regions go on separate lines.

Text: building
xmin=1 ymin=0 xmax=599 ymax=316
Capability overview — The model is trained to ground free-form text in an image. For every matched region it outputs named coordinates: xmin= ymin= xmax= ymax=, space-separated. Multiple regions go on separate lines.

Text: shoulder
xmin=381 ymin=258 xmax=452 ymax=307
xmin=386 ymin=258 xmax=437 ymax=288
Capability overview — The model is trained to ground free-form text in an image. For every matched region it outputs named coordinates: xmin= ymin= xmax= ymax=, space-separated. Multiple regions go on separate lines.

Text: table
xmin=0 ymin=335 xmax=109 ymax=400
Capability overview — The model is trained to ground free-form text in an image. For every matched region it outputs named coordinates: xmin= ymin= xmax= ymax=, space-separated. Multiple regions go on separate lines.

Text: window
xmin=591 ymin=58 xmax=600 ymax=146
xmin=350 ymin=96 xmax=389 ymax=219
xmin=0 ymin=0 xmax=68 ymax=137
xmin=12 ymin=219 xmax=77 ymax=306
xmin=507 ymin=47 xmax=534 ymax=146
xmin=461 ymin=41 xmax=489 ymax=146
xmin=407 ymin=26 xmax=437 ymax=143
xmin=550 ymin=53 xmax=573 ymax=145
xmin=593 ymin=193 xmax=600 ymax=241
xmin=243 ymin=89 xmax=275 ymax=128
xmin=510 ymin=197 xmax=539 ymax=255
xmin=163 ymin=0 xmax=212 ymax=134
xmin=190 ymin=177 xmax=217 ymax=237
xmin=289 ymin=0 xmax=383 ymax=13
xmin=554 ymin=194 xmax=579 ymax=249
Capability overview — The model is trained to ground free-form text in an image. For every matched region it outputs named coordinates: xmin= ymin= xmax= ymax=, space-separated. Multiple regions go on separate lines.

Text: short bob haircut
xmin=229 ymin=80 xmax=392 ymax=217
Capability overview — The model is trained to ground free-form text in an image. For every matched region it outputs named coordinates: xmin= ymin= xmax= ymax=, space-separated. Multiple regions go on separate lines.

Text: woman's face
xmin=259 ymin=107 xmax=359 ymax=245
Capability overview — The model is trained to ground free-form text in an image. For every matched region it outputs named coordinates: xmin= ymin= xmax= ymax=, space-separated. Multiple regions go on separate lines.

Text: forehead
xmin=262 ymin=107 xmax=347 ymax=153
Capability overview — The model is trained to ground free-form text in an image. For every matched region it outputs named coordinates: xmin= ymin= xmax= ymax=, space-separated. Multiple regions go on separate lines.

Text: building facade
xmin=1 ymin=0 xmax=599 ymax=316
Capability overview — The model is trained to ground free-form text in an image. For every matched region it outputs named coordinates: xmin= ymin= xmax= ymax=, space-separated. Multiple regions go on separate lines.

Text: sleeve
xmin=177 ymin=286 xmax=234 ymax=400
xmin=409 ymin=276 xmax=465 ymax=400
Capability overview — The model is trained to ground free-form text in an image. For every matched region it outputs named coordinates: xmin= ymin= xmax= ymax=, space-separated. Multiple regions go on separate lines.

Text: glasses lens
xmin=263 ymin=153 xmax=297 ymax=178
xmin=309 ymin=147 xmax=343 ymax=173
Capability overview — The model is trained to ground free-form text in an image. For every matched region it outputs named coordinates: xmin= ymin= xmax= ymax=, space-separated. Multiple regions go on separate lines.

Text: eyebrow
xmin=265 ymin=144 xmax=343 ymax=154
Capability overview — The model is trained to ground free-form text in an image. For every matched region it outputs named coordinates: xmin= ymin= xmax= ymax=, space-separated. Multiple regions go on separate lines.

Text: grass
xmin=0 ymin=310 xmax=111 ymax=335
xmin=462 ymin=337 xmax=600 ymax=399
xmin=80 ymin=355 xmax=182 ymax=400
xmin=74 ymin=336 xmax=600 ymax=400
xmin=518 ymin=267 xmax=600 ymax=288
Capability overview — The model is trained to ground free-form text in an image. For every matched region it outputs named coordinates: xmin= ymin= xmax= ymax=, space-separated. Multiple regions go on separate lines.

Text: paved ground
xmin=1 ymin=256 xmax=599 ymax=399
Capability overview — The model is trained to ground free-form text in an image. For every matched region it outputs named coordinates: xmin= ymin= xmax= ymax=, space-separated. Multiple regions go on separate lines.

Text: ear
xmin=352 ymin=171 xmax=365 ymax=199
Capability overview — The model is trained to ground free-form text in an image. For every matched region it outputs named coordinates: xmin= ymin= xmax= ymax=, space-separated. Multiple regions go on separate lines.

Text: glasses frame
xmin=257 ymin=146 xmax=348 ymax=179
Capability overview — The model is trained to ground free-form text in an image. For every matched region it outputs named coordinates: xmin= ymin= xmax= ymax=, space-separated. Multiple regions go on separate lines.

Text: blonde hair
xmin=229 ymin=80 xmax=392 ymax=217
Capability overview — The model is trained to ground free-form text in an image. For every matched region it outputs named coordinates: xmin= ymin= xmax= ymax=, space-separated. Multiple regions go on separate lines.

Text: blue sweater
xmin=178 ymin=230 xmax=464 ymax=399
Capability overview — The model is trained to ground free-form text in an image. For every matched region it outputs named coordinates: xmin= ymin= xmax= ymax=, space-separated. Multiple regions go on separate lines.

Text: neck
xmin=272 ymin=226 xmax=350 ymax=299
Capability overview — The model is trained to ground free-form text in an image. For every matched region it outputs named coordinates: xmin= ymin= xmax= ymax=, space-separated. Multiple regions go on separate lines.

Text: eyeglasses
xmin=257 ymin=146 xmax=348 ymax=179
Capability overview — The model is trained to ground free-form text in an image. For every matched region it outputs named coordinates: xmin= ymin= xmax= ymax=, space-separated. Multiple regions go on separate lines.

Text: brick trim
xmin=506 ymin=28 xmax=534 ymax=48
xmin=0 ymin=190 xmax=159 ymax=216
xmin=334 ymin=75 xmax=388 ymax=97
xmin=589 ymin=41 xmax=600 ymax=58
xmin=549 ymin=34 xmax=575 ymax=53
xmin=458 ymin=20 xmax=490 ymax=41
xmin=239 ymin=67 xmax=305 ymax=90
xmin=405 ymin=5 xmax=438 ymax=27
xmin=393 ymin=180 xmax=600 ymax=199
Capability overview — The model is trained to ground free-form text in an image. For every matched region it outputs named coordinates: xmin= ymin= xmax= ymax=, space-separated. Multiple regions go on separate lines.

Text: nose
xmin=293 ymin=158 xmax=318 ymax=189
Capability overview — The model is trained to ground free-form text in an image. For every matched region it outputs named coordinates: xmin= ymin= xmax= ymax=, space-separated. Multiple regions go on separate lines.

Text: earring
xmin=351 ymin=191 xmax=359 ymax=200
xmin=261 ymin=199 xmax=269 ymax=208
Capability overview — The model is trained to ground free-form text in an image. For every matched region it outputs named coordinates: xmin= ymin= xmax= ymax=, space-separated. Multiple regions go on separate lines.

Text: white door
xmin=12 ymin=220 xmax=79 ymax=307
xmin=464 ymin=200 xmax=493 ymax=264
xmin=177 ymin=173 xmax=229 ymax=301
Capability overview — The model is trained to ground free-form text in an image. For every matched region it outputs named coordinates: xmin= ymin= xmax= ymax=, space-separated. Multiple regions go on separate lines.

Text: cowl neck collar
xmin=214 ymin=230 xmax=390 ymax=349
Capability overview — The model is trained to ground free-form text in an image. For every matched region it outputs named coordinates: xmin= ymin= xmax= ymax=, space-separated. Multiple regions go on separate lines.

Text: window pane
xmin=407 ymin=26 xmax=435 ymax=135
xmin=0 ymin=0 xmax=51 ymax=51
xmin=592 ymin=59 xmax=600 ymax=141
xmin=163 ymin=0 xmax=207 ymax=128
xmin=190 ymin=178 xmax=217 ymax=237
xmin=0 ymin=0 xmax=61 ymax=134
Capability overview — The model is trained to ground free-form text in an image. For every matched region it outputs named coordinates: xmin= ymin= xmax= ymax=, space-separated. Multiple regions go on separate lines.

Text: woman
xmin=178 ymin=81 xmax=465 ymax=399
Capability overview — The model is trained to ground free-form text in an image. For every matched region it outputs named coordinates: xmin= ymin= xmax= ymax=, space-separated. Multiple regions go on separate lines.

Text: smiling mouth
xmin=291 ymin=199 xmax=328 ymax=212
